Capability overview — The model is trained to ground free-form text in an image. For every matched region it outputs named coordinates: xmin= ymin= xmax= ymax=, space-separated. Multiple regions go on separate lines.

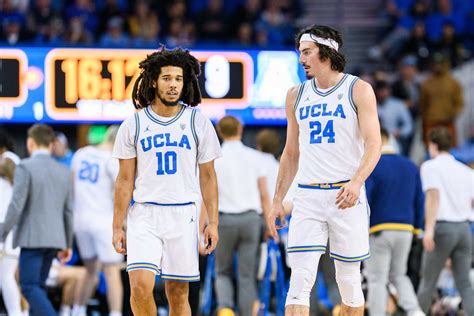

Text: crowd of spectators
xmin=369 ymin=0 xmax=474 ymax=70
xmin=0 ymin=0 xmax=302 ymax=48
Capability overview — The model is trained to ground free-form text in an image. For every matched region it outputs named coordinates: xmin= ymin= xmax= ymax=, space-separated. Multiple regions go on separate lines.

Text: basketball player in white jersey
xmin=267 ymin=25 xmax=381 ymax=316
xmin=112 ymin=47 xmax=221 ymax=316
xmin=70 ymin=125 xmax=123 ymax=316
xmin=0 ymin=133 xmax=22 ymax=316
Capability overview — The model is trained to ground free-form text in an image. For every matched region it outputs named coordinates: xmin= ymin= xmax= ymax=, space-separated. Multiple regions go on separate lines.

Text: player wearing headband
xmin=112 ymin=47 xmax=222 ymax=315
xmin=267 ymin=25 xmax=381 ymax=316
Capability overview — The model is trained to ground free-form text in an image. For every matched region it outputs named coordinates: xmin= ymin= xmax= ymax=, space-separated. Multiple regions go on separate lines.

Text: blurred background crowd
xmin=0 ymin=0 xmax=473 ymax=315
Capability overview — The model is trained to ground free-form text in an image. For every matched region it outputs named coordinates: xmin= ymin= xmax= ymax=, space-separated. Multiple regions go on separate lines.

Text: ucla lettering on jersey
xmin=132 ymin=105 xmax=201 ymax=204
xmin=294 ymin=74 xmax=363 ymax=184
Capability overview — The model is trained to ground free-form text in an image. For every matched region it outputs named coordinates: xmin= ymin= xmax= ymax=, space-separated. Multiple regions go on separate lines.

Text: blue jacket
xmin=366 ymin=151 xmax=424 ymax=234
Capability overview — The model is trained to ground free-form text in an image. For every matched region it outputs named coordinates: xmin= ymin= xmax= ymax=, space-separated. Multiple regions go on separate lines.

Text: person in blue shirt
xmin=52 ymin=132 xmax=74 ymax=168
xmin=365 ymin=126 xmax=425 ymax=316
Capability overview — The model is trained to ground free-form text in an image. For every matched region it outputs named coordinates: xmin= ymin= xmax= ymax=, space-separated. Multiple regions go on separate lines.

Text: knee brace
xmin=285 ymin=268 xmax=316 ymax=307
xmin=335 ymin=261 xmax=364 ymax=307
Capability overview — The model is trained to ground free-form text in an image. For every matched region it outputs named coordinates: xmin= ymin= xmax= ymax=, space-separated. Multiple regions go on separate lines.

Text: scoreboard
xmin=0 ymin=47 xmax=304 ymax=125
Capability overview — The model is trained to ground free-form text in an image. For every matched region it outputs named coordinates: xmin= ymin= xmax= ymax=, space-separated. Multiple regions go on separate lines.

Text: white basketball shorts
xmin=75 ymin=214 xmax=124 ymax=264
xmin=126 ymin=202 xmax=200 ymax=282
xmin=288 ymin=182 xmax=370 ymax=266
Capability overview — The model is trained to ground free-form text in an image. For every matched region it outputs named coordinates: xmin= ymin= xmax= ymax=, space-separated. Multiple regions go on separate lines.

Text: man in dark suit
xmin=0 ymin=124 xmax=74 ymax=316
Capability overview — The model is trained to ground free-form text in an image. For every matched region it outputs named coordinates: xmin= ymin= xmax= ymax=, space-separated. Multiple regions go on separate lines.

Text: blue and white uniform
xmin=288 ymin=73 xmax=370 ymax=263
xmin=113 ymin=105 xmax=221 ymax=281
xmin=71 ymin=146 xmax=123 ymax=263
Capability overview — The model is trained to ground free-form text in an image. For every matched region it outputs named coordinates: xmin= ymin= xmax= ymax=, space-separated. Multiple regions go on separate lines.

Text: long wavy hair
xmin=132 ymin=46 xmax=202 ymax=108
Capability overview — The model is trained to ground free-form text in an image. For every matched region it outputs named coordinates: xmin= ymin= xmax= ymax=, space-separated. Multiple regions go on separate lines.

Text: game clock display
xmin=0 ymin=47 xmax=304 ymax=125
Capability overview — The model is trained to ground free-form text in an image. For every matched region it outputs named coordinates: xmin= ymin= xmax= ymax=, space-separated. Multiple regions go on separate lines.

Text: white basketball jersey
xmin=71 ymin=146 xmax=118 ymax=217
xmin=294 ymin=73 xmax=364 ymax=184
xmin=113 ymin=105 xmax=222 ymax=205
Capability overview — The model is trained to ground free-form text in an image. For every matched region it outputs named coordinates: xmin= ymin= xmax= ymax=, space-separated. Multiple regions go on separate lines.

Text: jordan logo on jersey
xmin=140 ymin=133 xmax=191 ymax=152
xmin=299 ymin=103 xmax=346 ymax=121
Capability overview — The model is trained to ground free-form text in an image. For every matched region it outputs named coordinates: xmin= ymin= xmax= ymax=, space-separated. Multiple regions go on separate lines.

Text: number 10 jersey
xmin=294 ymin=73 xmax=364 ymax=184
xmin=113 ymin=105 xmax=222 ymax=205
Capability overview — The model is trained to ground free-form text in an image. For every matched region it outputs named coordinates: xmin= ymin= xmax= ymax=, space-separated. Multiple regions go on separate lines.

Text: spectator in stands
xmin=425 ymin=0 xmax=466 ymax=43
xmin=34 ymin=16 xmax=64 ymax=44
xmin=165 ymin=18 xmax=195 ymax=47
xmin=366 ymin=126 xmax=425 ymax=316
xmin=255 ymin=0 xmax=292 ymax=46
xmin=128 ymin=0 xmax=160 ymax=46
xmin=392 ymin=55 xmax=421 ymax=153
xmin=65 ymin=0 xmax=98 ymax=38
xmin=0 ymin=0 xmax=27 ymax=27
xmin=392 ymin=55 xmax=421 ymax=118
xmin=63 ymin=14 xmax=93 ymax=44
xmin=419 ymin=53 xmax=463 ymax=145
xmin=403 ymin=21 xmax=432 ymax=70
xmin=99 ymin=16 xmax=129 ymax=47
xmin=0 ymin=15 xmax=30 ymax=44
xmin=375 ymin=80 xmax=414 ymax=156
xmin=417 ymin=127 xmax=474 ymax=315
xmin=26 ymin=0 xmax=59 ymax=41
xmin=232 ymin=0 xmax=262 ymax=38
xmin=97 ymin=0 xmax=126 ymax=37
xmin=432 ymin=22 xmax=466 ymax=67
xmin=196 ymin=0 xmax=229 ymax=42
xmin=234 ymin=22 xmax=254 ymax=47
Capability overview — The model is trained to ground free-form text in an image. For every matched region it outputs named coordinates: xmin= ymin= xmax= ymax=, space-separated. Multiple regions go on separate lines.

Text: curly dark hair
xmin=132 ymin=46 xmax=202 ymax=109
xmin=295 ymin=25 xmax=346 ymax=72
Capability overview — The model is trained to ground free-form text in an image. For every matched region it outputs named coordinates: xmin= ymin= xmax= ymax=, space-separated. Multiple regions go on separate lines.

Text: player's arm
xmin=336 ymin=80 xmax=381 ymax=209
xmin=267 ymin=86 xmax=300 ymax=237
xmin=423 ymin=189 xmax=439 ymax=251
xmin=112 ymin=158 xmax=136 ymax=255
xmin=199 ymin=160 xmax=219 ymax=254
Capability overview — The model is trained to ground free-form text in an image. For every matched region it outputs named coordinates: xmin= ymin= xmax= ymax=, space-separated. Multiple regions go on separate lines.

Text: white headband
xmin=300 ymin=33 xmax=339 ymax=51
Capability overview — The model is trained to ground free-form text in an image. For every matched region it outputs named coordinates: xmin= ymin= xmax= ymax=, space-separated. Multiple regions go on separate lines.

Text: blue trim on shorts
xmin=143 ymin=201 xmax=194 ymax=206
xmin=126 ymin=262 xmax=161 ymax=274
xmin=161 ymin=273 xmax=200 ymax=282
xmin=329 ymin=252 xmax=370 ymax=262
xmin=287 ymin=245 xmax=327 ymax=253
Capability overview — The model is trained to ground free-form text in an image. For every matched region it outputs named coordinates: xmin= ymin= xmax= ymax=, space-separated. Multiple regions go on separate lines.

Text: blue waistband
xmin=144 ymin=201 xmax=194 ymax=207
xmin=298 ymin=180 xmax=349 ymax=190
xmin=130 ymin=199 xmax=194 ymax=207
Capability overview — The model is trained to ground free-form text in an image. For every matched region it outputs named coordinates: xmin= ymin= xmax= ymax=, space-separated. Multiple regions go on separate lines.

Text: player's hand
xmin=266 ymin=202 xmax=287 ymax=239
xmin=336 ymin=180 xmax=362 ymax=209
xmin=113 ymin=228 xmax=127 ymax=255
xmin=423 ymin=230 xmax=435 ymax=252
xmin=58 ymin=248 xmax=72 ymax=263
xmin=203 ymin=223 xmax=218 ymax=255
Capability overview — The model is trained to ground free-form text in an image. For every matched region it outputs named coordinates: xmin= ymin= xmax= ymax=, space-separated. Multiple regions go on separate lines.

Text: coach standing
xmin=0 ymin=124 xmax=73 ymax=316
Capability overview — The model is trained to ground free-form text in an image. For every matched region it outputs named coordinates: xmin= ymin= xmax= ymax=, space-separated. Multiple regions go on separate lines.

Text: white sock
xmin=59 ymin=305 xmax=71 ymax=316
xmin=22 ymin=312 xmax=29 ymax=316
xmin=71 ymin=305 xmax=86 ymax=316
xmin=109 ymin=312 xmax=122 ymax=316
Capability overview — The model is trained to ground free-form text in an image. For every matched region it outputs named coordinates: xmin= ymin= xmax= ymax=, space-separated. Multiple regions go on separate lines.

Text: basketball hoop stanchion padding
xmin=201 ymin=252 xmax=215 ymax=316
xmin=258 ymin=239 xmax=288 ymax=316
